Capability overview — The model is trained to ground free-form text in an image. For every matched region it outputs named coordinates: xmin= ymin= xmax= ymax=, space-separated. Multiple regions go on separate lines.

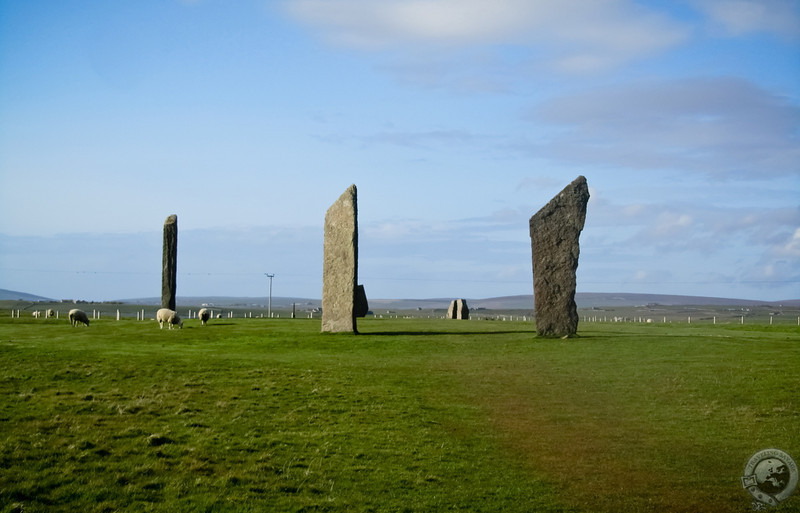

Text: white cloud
xmin=283 ymin=0 xmax=687 ymax=73
xmin=652 ymin=212 xmax=693 ymax=237
xmin=776 ymin=227 xmax=800 ymax=257
xmin=692 ymin=0 xmax=800 ymax=39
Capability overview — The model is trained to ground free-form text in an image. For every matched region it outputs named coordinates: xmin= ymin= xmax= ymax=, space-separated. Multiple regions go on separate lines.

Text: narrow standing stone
xmin=529 ymin=176 xmax=589 ymax=337
xmin=322 ymin=185 xmax=359 ymax=333
xmin=162 ymin=214 xmax=178 ymax=311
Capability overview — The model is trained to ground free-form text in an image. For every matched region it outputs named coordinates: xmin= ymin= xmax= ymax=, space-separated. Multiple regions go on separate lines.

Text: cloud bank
xmin=284 ymin=0 xmax=688 ymax=73
xmin=526 ymin=77 xmax=800 ymax=178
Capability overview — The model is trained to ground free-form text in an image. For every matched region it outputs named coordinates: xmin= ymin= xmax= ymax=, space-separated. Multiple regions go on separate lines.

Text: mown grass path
xmin=0 ymin=316 xmax=798 ymax=512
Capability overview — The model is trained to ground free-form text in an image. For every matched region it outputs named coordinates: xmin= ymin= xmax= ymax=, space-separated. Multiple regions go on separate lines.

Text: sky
xmin=0 ymin=0 xmax=798 ymax=302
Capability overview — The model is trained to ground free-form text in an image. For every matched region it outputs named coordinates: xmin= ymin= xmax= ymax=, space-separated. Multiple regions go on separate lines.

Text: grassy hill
xmin=0 ymin=288 xmax=53 ymax=302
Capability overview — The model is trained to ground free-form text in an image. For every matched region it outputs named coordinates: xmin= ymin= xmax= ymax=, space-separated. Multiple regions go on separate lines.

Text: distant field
xmin=3 ymin=298 xmax=800 ymax=326
xmin=0 ymin=314 xmax=798 ymax=512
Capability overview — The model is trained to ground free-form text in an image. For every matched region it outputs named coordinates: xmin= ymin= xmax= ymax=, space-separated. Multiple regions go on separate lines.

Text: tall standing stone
xmin=162 ymin=214 xmax=178 ymax=311
xmin=322 ymin=185 xmax=359 ymax=333
xmin=529 ymin=176 xmax=589 ymax=337
xmin=447 ymin=299 xmax=470 ymax=320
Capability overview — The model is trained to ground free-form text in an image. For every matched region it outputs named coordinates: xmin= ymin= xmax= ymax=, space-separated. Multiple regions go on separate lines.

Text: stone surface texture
xmin=447 ymin=299 xmax=470 ymax=320
xmin=529 ymin=176 xmax=589 ymax=337
xmin=322 ymin=185 xmax=359 ymax=333
xmin=161 ymin=214 xmax=178 ymax=311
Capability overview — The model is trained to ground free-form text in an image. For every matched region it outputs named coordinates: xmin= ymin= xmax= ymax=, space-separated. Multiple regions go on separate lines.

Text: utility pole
xmin=265 ymin=273 xmax=274 ymax=318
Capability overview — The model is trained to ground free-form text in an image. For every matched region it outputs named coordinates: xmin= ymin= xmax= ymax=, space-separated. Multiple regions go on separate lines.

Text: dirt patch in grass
xmin=447 ymin=349 xmax=763 ymax=512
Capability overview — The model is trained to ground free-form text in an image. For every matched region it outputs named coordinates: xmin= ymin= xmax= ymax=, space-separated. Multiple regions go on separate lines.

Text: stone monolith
xmin=529 ymin=176 xmax=589 ymax=337
xmin=447 ymin=299 xmax=470 ymax=320
xmin=162 ymin=214 xmax=178 ymax=311
xmin=322 ymin=185 xmax=359 ymax=333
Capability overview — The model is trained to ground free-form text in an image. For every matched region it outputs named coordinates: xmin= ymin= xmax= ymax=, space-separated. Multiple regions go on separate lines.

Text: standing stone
xmin=447 ymin=299 xmax=470 ymax=320
xmin=529 ymin=176 xmax=589 ymax=337
xmin=322 ymin=185 xmax=359 ymax=333
xmin=162 ymin=214 xmax=178 ymax=311
xmin=354 ymin=284 xmax=369 ymax=318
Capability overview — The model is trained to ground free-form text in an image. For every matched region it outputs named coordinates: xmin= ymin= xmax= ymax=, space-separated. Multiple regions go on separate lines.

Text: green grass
xmin=1 ymin=316 xmax=798 ymax=512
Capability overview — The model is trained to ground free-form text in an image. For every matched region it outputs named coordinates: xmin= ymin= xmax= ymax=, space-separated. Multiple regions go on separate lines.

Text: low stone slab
xmin=447 ymin=299 xmax=470 ymax=320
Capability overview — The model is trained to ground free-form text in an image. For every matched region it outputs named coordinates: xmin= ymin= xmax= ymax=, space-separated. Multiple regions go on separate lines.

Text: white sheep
xmin=32 ymin=311 xmax=41 ymax=318
xmin=156 ymin=308 xmax=183 ymax=329
xmin=69 ymin=309 xmax=90 ymax=327
xmin=198 ymin=308 xmax=211 ymax=326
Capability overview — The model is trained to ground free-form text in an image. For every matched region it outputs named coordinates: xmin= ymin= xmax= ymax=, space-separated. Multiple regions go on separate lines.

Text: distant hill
xmin=0 ymin=288 xmax=53 ymax=302
xmin=471 ymin=293 xmax=800 ymax=310
xmin=3 ymin=289 xmax=797 ymax=309
xmin=118 ymin=293 xmax=800 ymax=310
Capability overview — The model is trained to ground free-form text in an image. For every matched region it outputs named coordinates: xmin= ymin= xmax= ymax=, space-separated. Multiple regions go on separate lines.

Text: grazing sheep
xmin=32 ymin=311 xmax=41 ymax=318
xmin=198 ymin=308 xmax=210 ymax=326
xmin=69 ymin=309 xmax=90 ymax=327
xmin=156 ymin=308 xmax=183 ymax=330
xmin=46 ymin=309 xmax=55 ymax=318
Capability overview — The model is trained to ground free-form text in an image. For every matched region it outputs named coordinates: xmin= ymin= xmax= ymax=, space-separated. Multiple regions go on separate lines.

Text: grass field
xmin=1 ymin=314 xmax=798 ymax=512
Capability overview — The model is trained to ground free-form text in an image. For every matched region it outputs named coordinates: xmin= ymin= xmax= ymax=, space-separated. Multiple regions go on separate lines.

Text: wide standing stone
xmin=447 ymin=299 xmax=470 ymax=320
xmin=529 ymin=176 xmax=589 ymax=337
xmin=161 ymin=214 xmax=178 ymax=311
xmin=322 ymin=185 xmax=359 ymax=333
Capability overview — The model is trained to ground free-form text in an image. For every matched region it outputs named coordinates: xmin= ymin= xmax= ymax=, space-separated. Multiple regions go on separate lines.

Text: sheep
xmin=156 ymin=308 xmax=183 ymax=329
xmin=198 ymin=308 xmax=211 ymax=326
xmin=69 ymin=309 xmax=90 ymax=327
xmin=46 ymin=309 xmax=55 ymax=318
xmin=32 ymin=311 xmax=41 ymax=318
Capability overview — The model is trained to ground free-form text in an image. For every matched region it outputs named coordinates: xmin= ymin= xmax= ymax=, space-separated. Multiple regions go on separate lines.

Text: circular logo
xmin=742 ymin=449 xmax=798 ymax=507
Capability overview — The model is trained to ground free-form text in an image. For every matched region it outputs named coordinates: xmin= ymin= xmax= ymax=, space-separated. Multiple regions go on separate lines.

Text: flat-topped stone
xmin=447 ymin=299 xmax=470 ymax=320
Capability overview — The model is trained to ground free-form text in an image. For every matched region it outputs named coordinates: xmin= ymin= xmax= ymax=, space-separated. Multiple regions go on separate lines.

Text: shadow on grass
xmin=361 ymin=330 xmax=536 ymax=337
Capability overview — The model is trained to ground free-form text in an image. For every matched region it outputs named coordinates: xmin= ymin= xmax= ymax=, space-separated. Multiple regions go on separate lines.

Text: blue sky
xmin=1 ymin=0 xmax=798 ymax=302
